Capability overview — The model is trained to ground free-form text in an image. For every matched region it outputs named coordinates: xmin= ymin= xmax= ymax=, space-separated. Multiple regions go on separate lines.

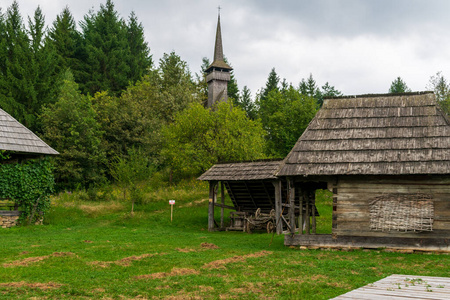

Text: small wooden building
xmin=0 ymin=107 xmax=58 ymax=228
xmin=198 ymin=160 xmax=286 ymax=232
xmin=278 ymin=92 xmax=450 ymax=251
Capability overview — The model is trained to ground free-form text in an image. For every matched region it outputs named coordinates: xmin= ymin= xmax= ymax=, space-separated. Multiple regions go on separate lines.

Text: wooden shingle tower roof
xmin=206 ymin=13 xmax=232 ymax=73
xmin=0 ymin=108 xmax=58 ymax=155
xmin=277 ymin=92 xmax=450 ymax=176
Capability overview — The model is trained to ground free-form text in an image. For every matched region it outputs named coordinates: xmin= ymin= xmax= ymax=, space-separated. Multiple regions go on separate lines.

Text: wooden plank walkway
xmin=333 ymin=274 xmax=450 ymax=299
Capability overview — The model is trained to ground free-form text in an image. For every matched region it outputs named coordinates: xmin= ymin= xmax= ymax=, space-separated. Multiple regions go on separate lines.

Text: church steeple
xmin=205 ymin=12 xmax=232 ymax=108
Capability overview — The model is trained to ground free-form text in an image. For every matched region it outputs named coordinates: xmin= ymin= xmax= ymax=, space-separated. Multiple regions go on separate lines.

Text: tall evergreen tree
xmin=1 ymin=1 xmax=33 ymax=127
xmin=126 ymin=11 xmax=152 ymax=83
xmin=316 ymin=82 xmax=343 ymax=106
xmin=80 ymin=0 xmax=131 ymax=95
xmin=79 ymin=1 xmax=151 ymax=95
xmin=48 ymin=7 xmax=83 ymax=78
xmin=389 ymin=76 xmax=411 ymax=94
xmin=28 ymin=7 xmax=59 ymax=119
xmin=299 ymin=73 xmax=319 ymax=98
xmin=195 ymin=57 xmax=210 ymax=106
xmin=237 ymin=85 xmax=257 ymax=120
xmin=223 ymin=56 xmax=239 ymax=102
xmin=261 ymin=68 xmax=280 ymax=101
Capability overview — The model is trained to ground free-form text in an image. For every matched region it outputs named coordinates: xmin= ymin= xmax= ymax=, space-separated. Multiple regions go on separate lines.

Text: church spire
xmin=206 ymin=13 xmax=232 ymax=73
xmin=205 ymin=11 xmax=232 ymax=108
xmin=213 ymin=14 xmax=224 ymax=62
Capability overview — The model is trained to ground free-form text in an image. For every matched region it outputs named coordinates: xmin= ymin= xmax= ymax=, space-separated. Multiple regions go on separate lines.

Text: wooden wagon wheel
xmin=266 ymin=221 xmax=274 ymax=234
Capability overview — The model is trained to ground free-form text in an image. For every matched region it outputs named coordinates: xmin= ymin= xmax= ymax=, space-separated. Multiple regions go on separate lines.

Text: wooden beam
xmin=288 ymin=178 xmax=296 ymax=234
xmin=305 ymin=190 xmax=310 ymax=235
xmin=311 ymin=191 xmax=316 ymax=234
xmin=214 ymin=203 xmax=235 ymax=210
xmin=220 ymin=181 xmax=225 ymax=228
xmin=299 ymin=193 xmax=304 ymax=235
xmin=272 ymin=180 xmax=283 ymax=235
xmin=208 ymin=181 xmax=217 ymax=232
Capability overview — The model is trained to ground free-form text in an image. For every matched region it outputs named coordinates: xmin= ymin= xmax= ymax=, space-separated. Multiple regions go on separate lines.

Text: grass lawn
xmin=0 ymin=179 xmax=449 ymax=299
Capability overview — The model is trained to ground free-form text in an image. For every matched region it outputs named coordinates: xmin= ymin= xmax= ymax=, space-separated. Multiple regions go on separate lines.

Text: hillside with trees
xmin=1 ymin=0 xmax=450 ymax=191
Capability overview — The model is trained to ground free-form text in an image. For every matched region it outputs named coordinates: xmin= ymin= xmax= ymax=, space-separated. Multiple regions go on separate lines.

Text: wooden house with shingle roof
xmin=278 ymin=92 xmax=450 ymax=251
xmin=0 ymin=107 xmax=58 ymax=156
xmin=200 ymin=92 xmax=450 ymax=251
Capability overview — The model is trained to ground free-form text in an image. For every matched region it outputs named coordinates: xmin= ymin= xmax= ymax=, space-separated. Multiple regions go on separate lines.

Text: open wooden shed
xmin=198 ymin=160 xmax=285 ymax=232
xmin=278 ymin=92 xmax=450 ymax=251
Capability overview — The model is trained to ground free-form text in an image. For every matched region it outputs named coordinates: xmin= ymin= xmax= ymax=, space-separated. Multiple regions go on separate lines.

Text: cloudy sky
xmin=3 ymin=0 xmax=450 ymax=96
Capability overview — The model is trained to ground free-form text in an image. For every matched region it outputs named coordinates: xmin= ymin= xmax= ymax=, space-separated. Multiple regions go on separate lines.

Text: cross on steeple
xmin=218 ymin=5 xmax=221 ymax=15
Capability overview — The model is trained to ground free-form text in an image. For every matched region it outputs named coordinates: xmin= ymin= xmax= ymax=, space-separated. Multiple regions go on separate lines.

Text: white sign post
xmin=169 ymin=200 xmax=175 ymax=222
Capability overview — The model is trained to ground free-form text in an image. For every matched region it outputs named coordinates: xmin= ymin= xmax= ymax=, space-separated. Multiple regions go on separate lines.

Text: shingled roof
xmin=277 ymin=92 xmax=450 ymax=176
xmin=0 ymin=108 xmax=58 ymax=155
xmin=198 ymin=160 xmax=283 ymax=181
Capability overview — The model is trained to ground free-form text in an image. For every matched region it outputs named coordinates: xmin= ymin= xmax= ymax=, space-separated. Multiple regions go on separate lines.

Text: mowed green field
xmin=0 ymin=180 xmax=449 ymax=299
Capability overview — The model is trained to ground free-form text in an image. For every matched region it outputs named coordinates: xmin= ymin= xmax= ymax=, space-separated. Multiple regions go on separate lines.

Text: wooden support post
xmin=208 ymin=181 xmax=217 ymax=232
xmin=273 ymin=180 xmax=283 ymax=235
xmin=220 ymin=181 xmax=225 ymax=229
xmin=299 ymin=191 xmax=303 ymax=235
xmin=311 ymin=191 xmax=316 ymax=234
xmin=305 ymin=191 xmax=310 ymax=235
xmin=288 ymin=178 xmax=296 ymax=234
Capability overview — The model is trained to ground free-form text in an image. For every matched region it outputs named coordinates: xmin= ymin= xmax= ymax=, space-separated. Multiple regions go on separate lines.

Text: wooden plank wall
xmin=334 ymin=175 xmax=450 ymax=239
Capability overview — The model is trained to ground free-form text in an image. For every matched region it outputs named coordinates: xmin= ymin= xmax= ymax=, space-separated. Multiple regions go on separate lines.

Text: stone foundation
xmin=0 ymin=211 xmax=22 ymax=228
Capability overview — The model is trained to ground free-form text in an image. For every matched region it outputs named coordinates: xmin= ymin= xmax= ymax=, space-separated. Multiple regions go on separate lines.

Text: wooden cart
xmin=245 ymin=208 xmax=276 ymax=233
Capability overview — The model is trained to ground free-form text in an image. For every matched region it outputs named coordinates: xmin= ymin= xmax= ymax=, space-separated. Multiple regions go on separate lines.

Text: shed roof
xmin=0 ymin=108 xmax=58 ymax=155
xmin=198 ymin=159 xmax=283 ymax=181
xmin=277 ymin=92 xmax=450 ymax=176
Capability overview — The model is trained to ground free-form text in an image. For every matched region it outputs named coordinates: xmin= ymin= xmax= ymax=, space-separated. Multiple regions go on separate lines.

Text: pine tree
xmin=1 ymin=1 xmax=33 ymax=127
xmin=299 ymin=73 xmax=319 ymax=98
xmin=48 ymin=7 xmax=83 ymax=78
xmin=126 ymin=11 xmax=152 ymax=83
xmin=28 ymin=6 xmax=59 ymax=125
xmin=194 ymin=57 xmax=210 ymax=106
xmin=389 ymin=76 xmax=411 ymax=94
xmin=222 ymin=57 xmax=239 ymax=102
xmin=261 ymin=68 xmax=280 ymax=101
xmin=238 ymin=86 xmax=257 ymax=120
xmin=317 ymin=82 xmax=343 ymax=106
xmin=80 ymin=0 xmax=131 ymax=95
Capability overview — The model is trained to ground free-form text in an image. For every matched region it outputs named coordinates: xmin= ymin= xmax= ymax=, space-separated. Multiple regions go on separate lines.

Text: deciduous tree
xmin=41 ymin=70 xmax=106 ymax=188
xmin=161 ymin=102 xmax=266 ymax=178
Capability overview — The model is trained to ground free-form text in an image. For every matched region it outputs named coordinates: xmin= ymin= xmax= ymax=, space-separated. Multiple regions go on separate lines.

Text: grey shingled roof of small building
xmin=198 ymin=160 xmax=283 ymax=181
xmin=0 ymin=108 xmax=58 ymax=155
xmin=277 ymin=92 xmax=450 ymax=176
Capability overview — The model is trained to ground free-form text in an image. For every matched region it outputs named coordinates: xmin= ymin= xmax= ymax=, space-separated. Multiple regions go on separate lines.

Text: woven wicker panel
xmin=369 ymin=193 xmax=434 ymax=232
